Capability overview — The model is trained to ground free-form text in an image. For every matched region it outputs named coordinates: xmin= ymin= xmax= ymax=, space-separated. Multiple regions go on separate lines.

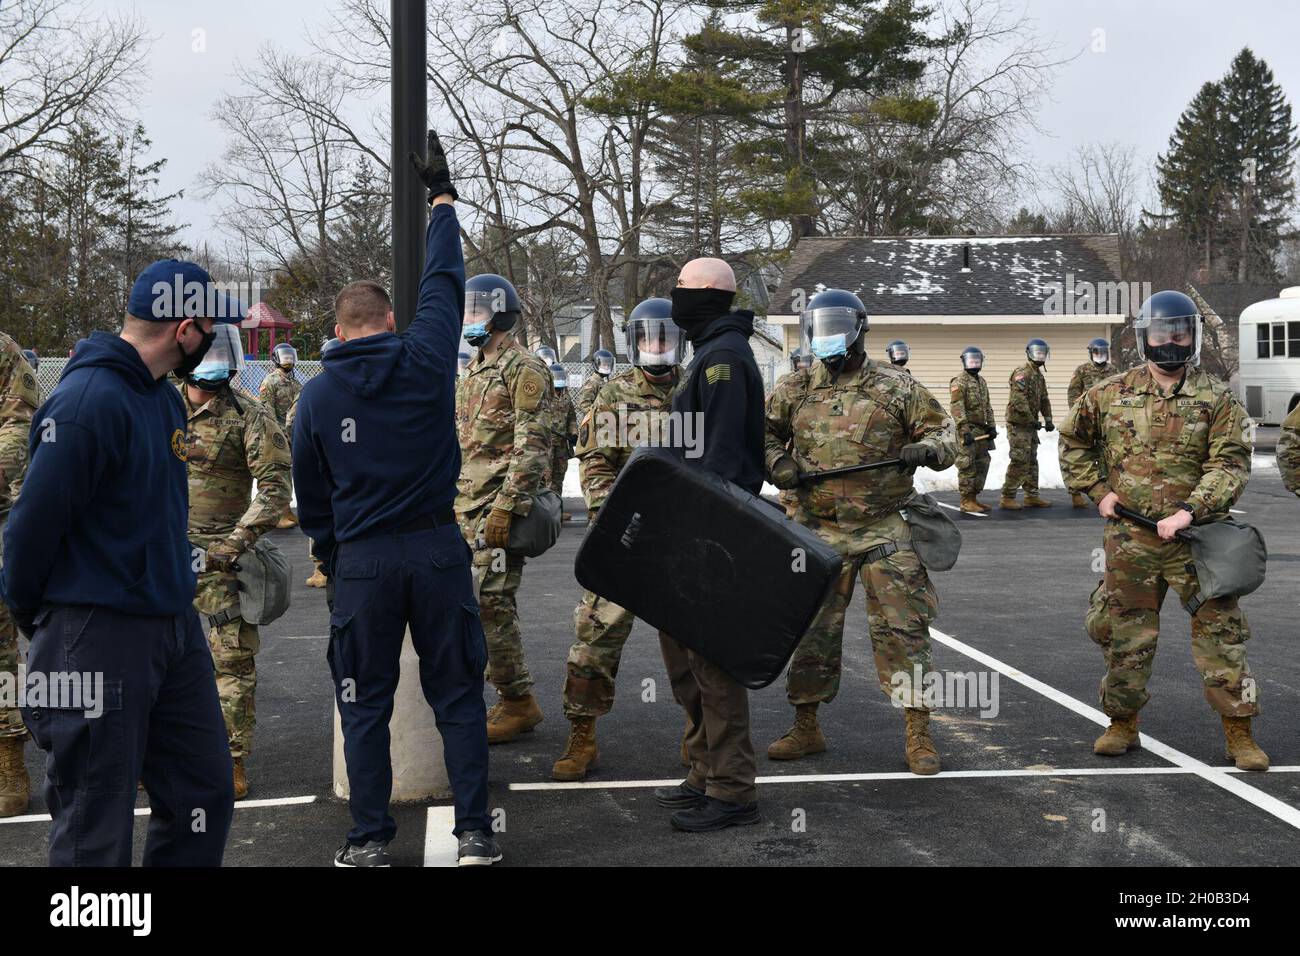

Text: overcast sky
xmin=120 ymin=0 xmax=1300 ymax=248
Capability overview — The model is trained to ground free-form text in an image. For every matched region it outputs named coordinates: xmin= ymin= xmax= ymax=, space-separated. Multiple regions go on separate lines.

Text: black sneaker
xmin=670 ymin=797 xmax=760 ymax=832
xmin=654 ymin=781 xmax=707 ymax=809
xmin=457 ymin=830 xmax=503 ymax=867
xmin=334 ymin=840 xmax=391 ymax=867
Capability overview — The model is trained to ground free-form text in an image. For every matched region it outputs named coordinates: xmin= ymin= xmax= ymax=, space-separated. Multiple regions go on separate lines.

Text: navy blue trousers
xmin=22 ymin=605 xmax=234 ymax=866
xmin=328 ymin=522 xmax=490 ymax=844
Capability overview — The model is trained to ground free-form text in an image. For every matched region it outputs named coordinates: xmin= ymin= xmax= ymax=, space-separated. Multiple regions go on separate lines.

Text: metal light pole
xmin=391 ymin=0 xmax=428 ymax=331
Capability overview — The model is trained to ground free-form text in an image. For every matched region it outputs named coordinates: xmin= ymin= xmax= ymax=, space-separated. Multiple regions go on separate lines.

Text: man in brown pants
xmin=653 ymin=257 xmax=765 ymax=832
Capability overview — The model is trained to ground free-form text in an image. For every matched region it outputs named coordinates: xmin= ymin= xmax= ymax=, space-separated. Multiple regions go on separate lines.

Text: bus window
xmin=1258 ymin=325 xmax=1270 ymax=358
xmin=1290 ymin=322 xmax=1300 ymax=357
xmin=1273 ymin=323 xmax=1286 ymax=357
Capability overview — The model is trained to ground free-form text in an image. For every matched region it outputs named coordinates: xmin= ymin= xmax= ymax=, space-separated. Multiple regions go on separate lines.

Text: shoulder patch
xmin=271 ymin=431 xmax=287 ymax=449
xmin=514 ymin=365 xmax=549 ymax=412
xmin=704 ymin=364 xmax=731 ymax=385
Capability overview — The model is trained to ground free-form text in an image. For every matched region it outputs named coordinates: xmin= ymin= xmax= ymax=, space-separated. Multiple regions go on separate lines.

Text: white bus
xmin=1238 ymin=286 xmax=1300 ymax=425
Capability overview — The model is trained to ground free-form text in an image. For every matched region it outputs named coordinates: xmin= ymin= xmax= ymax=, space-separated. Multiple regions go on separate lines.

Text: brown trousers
xmin=658 ymin=635 xmax=756 ymax=805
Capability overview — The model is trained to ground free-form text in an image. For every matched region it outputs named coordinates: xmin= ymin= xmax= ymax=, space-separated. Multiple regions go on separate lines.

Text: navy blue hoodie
xmin=292 ymin=203 xmax=464 ymax=571
xmin=0 ymin=332 xmax=195 ymax=620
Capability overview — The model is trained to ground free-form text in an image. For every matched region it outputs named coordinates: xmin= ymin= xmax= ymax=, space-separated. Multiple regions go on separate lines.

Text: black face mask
xmin=175 ymin=322 xmax=216 ymax=377
xmin=671 ymin=287 xmax=735 ymax=339
xmin=642 ymin=364 xmax=672 ymax=378
xmin=965 ymin=366 xmax=981 ymax=376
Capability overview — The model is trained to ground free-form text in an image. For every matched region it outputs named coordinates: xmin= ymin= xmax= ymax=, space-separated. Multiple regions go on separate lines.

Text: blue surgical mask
xmin=810 ymin=333 xmax=848 ymax=360
xmin=463 ymin=321 xmax=489 ymax=346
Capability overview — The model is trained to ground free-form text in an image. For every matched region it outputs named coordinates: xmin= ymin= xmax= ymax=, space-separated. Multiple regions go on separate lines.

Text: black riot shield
xmin=574 ymin=446 xmax=843 ymax=689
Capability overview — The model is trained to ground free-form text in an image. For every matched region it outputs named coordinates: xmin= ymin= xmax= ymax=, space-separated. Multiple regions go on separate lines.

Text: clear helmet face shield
xmin=463 ymin=290 xmax=505 ymax=343
xmin=1026 ymin=341 xmax=1050 ymax=363
xmin=272 ymin=343 xmax=297 ymax=368
xmin=190 ymin=323 xmax=245 ymax=385
xmin=802 ymin=307 xmax=864 ymax=361
xmin=1089 ymin=344 xmax=1110 ymax=365
xmin=1136 ymin=313 xmax=1200 ymax=369
xmin=961 ymin=348 xmax=984 ymax=371
xmin=536 ymin=346 xmax=558 ymax=365
xmin=593 ymin=350 xmax=615 ymax=376
xmin=550 ymin=363 xmax=568 ymax=390
xmin=886 ymin=341 xmax=910 ymax=365
xmin=628 ymin=316 xmax=685 ymax=370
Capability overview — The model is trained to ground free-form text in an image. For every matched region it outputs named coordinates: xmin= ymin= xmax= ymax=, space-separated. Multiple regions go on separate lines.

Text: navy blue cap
xmin=127 ymin=260 xmax=245 ymax=323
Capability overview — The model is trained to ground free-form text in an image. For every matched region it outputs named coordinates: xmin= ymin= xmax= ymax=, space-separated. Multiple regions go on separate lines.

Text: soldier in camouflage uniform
xmin=1278 ymin=402 xmax=1300 ymax=496
xmin=258 ymin=343 xmax=302 ymax=529
xmin=547 ymin=363 xmax=578 ymax=512
xmin=0 ymin=332 xmax=40 ymax=817
xmin=1066 ymin=338 xmax=1119 ymax=508
xmin=552 ymin=301 xmax=686 ymax=781
xmin=950 ymin=345 xmax=996 ymax=513
xmin=1001 ymin=337 xmax=1054 ymax=509
xmin=884 ymin=339 xmax=912 ymax=377
xmin=765 ymin=290 xmax=956 ymax=774
xmin=184 ymin=325 xmax=292 ymax=797
xmin=573 ymin=348 xmax=616 ymax=423
xmin=1060 ymin=291 xmax=1267 ymax=770
xmin=456 ymin=274 xmax=555 ymax=743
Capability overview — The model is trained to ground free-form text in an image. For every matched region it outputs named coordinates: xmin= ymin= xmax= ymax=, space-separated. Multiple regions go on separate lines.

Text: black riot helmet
xmin=1025 ymin=338 xmax=1050 ymax=364
xmin=1087 ymin=337 xmax=1110 ymax=366
xmin=625 ymin=297 xmax=685 ymax=376
xmin=802 ymin=289 xmax=867 ymax=372
xmin=592 ymin=348 xmax=615 ymax=378
xmin=789 ymin=348 xmax=813 ymax=372
xmin=463 ymin=273 xmax=521 ymax=347
xmin=960 ymin=346 xmax=984 ymax=374
xmin=885 ymin=339 xmax=910 ymax=367
xmin=1135 ymin=291 xmax=1200 ymax=372
xmin=550 ymin=363 xmax=568 ymax=391
xmin=272 ymin=343 xmax=297 ymax=370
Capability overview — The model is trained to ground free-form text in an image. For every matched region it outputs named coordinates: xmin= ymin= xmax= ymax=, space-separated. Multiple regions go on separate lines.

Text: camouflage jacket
xmin=573 ymin=372 xmax=610 ymax=423
xmin=765 ymin=359 xmax=956 ymax=535
xmin=576 ymin=366 xmax=681 ymax=512
xmin=551 ymin=391 xmax=578 ymax=446
xmin=1058 ymin=365 xmax=1251 ymax=521
xmin=455 ymin=339 xmax=555 ymax=516
xmin=948 ymin=371 xmax=994 ymax=440
xmin=183 ymin=385 xmax=292 ymax=551
xmin=1006 ymin=361 xmax=1052 ymax=427
xmin=1067 ymin=361 xmax=1118 ymax=407
xmin=1278 ymin=402 xmax=1300 ymax=496
xmin=258 ymin=368 xmax=302 ymax=429
xmin=0 ymin=332 xmax=40 ymax=513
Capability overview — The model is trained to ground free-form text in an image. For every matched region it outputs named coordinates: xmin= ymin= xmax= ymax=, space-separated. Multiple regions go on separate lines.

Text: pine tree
xmin=1156 ymin=81 xmax=1230 ymax=275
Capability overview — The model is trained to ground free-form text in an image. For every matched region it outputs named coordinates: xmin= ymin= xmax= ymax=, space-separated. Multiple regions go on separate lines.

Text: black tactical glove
xmin=986 ymin=425 xmax=998 ymax=441
xmin=900 ymin=442 xmax=935 ymax=469
xmin=962 ymin=433 xmax=974 ymax=447
xmin=770 ymin=455 xmax=801 ymax=490
xmin=408 ymin=130 xmax=458 ymax=203
xmin=1043 ymin=421 xmax=1056 ymax=432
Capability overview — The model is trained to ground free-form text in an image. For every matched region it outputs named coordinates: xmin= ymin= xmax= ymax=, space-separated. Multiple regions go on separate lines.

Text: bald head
xmin=677 ymin=257 xmax=736 ymax=292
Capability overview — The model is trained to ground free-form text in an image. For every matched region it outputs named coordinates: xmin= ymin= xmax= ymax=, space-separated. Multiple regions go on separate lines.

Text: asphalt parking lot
xmin=3 ymin=454 xmax=1297 ymax=868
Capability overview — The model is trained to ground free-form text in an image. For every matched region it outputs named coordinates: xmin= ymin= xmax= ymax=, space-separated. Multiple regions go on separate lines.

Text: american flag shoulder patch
xmin=704 ymin=363 xmax=731 ymax=385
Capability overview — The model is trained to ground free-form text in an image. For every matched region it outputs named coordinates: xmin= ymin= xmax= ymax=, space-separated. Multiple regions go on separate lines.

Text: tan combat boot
xmin=1022 ymin=494 xmax=1053 ymax=508
xmin=305 ymin=568 xmax=327 ymax=588
xmin=1222 ymin=716 xmax=1269 ymax=771
xmin=959 ymin=495 xmax=983 ymax=514
xmin=904 ymin=708 xmax=940 ymax=775
xmin=551 ymin=717 xmax=599 ymax=781
xmin=277 ymin=511 xmax=299 ymax=529
xmin=767 ymin=703 xmax=827 ymax=760
xmin=486 ymin=693 xmax=544 ymax=744
xmin=0 ymin=737 xmax=29 ymax=818
xmin=232 ymin=756 xmax=249 ymax=800
xmin=972 ymin=496 xmax=991 ymax=513
xmin=1071 ymin=492 xmax=1090 ymax=509
xmin=999 ymin=495 xmax=1021 ymax=510
xmin=1094 ymin=714 xmax=1140 ymax=755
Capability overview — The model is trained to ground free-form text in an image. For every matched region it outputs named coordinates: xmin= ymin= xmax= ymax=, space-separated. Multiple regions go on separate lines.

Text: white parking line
xmin=927 ymin=627 xmax=1300 ymax=831
xmin=423 ymin=806 xmax=458 ymax=866
xmin=0 ymin=794 xmax=317 ymax=825
xmin=935 ymin=501 xmax=987 ymax=518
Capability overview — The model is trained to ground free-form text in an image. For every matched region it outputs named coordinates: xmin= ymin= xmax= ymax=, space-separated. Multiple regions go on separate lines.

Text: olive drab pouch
xmin=236 ymin=536 xmax=292 ymax=625
xmin=1179 ymin=519 xmax=1267 ymax=615
xmin=506 ymin=489 xmax=563 ymax=558
xmin=899 ymin=492 xmax=962 ymax=571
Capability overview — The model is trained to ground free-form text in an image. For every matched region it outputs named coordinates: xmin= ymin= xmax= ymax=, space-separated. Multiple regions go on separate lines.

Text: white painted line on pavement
xmin=423 ymin=806 xmax=458 ymax=867
xmin=278 ymin=635 xmax=329 ymax=640
xmin=927 ymin=627 xmax=1300 ymax=831
xmin=935 ymin=501 xmax=987 ymax=518
xmin=0 ymin=794 xmax=317 ymax=825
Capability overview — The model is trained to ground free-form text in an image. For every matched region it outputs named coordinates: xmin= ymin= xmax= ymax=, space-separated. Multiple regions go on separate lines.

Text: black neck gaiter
xmin=671 ymin=287 xmax=735 ymax=340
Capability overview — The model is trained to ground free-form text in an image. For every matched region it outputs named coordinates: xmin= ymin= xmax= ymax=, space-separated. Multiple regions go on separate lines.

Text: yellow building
xmin=765 ymin=234 xmax=1128 ymax=420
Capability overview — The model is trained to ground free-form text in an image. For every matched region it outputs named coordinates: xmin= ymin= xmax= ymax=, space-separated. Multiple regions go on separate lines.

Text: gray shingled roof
xmin=768 ymin=234 xmax=1123 ymax=316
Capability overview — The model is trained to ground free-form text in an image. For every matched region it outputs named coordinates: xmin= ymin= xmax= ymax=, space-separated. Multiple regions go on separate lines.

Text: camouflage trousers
xmin=564 ymin=591 xmax=656 ymax=718
xmin=1095 ymin=520 xmax=1256 ymax=718
xmin=463 ymin=511 xmax=533 ymax=698
xmin=550 ymin=448 xmax=569 ymax=498
xmin=955 ymin=441 xmax=992 ymax=497
xmin=785 ymin=517 xmax=938 ymax=709
xmin=1001 ymin=424 xmax=1040 ymax=496
xmin=194 ymin=560 xmax=260 ymax=758
xmin=0 ymin=520 xmax=26 ymax=740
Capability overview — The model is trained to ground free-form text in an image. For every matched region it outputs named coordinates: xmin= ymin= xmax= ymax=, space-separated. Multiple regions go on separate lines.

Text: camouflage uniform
xmin=573 ymin=373 xmax=610 ymax=424
xmin=1068 ymin=360 xmax=1118 ymax=408
xmin=1059 ymin=365 xmax=1256 ymax=718
xmin=1002 ymin=361 xmax=1052 ymax=497
xmin=455 ymin=339 xmax=554 ymax=698
xmin=549 ymin=390 xmax=578 ymax=497
xmin=949 ymin=371 xmax=994 ymax=498
xmin=0 ymin=334 xmax=39 ymax=742
xmin=764 ymin=360 xmax=956 ymax=708
xmin=1278 ymin=403 xmax=1300 ymax=496
xmin=184 ymin=385 xmax=292 ymax=757
xmin=257 ymin=366 xmax=302 ymax=430
xmin=563 ymin=367 xmax=679 ymax=718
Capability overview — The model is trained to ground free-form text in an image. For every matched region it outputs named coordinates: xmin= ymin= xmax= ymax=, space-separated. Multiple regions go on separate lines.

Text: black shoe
xmin=670 ymin=797 xmax=760 ymax=832
xmin=654 ymin=781 xmax=707 ymax=809
xmin=458 ymin=829 xmax=503 ymax=867
xmin=333 ymin=840 xmax=390 ymax=867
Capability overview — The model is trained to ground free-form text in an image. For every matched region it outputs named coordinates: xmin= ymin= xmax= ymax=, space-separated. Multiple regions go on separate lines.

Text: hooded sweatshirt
xmin=672 ymin=309 xmax=765 ymax=494
xmin=292 ymin=204 xmax=464 ymax=571
xmin=0 ymin=331 xmax=195 ymax=620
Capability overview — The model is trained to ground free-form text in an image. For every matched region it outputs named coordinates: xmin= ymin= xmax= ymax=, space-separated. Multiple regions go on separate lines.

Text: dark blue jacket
xmin=1 ymin=332 xmax=195 ymax=620
xmin=292 ymin=204 xmax=464 ymax=571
